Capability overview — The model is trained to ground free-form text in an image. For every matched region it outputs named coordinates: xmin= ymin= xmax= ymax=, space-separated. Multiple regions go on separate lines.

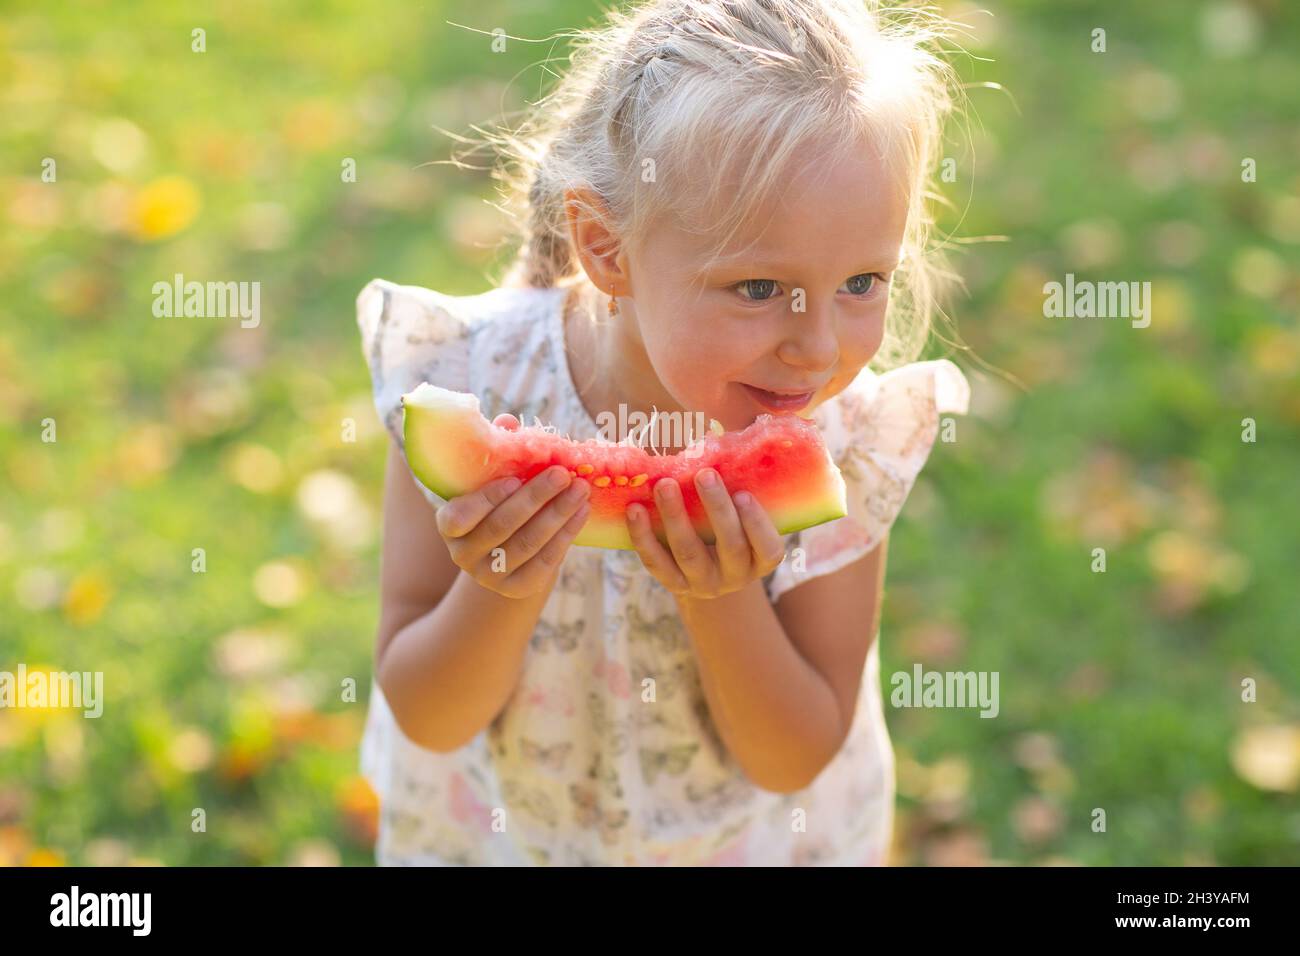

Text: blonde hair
xmin=470 ymin=0 xmax=963 ymax=371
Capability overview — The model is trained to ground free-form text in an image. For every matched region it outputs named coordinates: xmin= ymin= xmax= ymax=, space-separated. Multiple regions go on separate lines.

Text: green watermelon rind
xmin=401 ymin=383 xmax=848 ymax=551
xmin=402 ymin=386 xmax=495 ymax=501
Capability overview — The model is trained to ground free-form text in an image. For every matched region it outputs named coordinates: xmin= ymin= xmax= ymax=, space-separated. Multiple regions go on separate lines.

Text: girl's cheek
xmin=849 ymin=311 xmax=887 ymax=362
xmin=670 ymin=332 xmax=738 ymax=376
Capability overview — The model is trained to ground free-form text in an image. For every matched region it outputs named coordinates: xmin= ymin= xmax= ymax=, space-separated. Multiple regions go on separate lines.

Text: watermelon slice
xmin=401 ymin=383 xmax=847 ymax=551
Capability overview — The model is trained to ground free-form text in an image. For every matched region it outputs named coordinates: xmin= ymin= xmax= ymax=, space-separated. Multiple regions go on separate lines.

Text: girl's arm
xmin=674 ymin=536 xmax=888 ymax=793
xmin=373 ymin=442 xmax=571 ymax=753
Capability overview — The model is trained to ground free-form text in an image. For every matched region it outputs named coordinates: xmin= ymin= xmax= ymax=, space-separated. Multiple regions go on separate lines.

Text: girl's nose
xmin=776 ymin=301 xmax=839 ymax=372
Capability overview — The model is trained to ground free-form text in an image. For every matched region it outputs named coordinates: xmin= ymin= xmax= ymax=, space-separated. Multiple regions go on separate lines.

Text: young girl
xmin=356 ymin=0 xmax=970 ymax=865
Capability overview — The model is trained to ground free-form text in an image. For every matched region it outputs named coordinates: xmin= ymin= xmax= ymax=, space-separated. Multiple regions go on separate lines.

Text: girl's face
xmin=623 ymin=145 xmax=910 ymax=431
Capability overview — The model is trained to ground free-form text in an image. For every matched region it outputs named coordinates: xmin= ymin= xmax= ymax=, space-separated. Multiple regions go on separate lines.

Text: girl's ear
xmin=563 ymin=186 xmax=631 ymax=296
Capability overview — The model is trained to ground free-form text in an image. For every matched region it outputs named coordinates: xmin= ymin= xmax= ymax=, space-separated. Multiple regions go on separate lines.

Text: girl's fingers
xmin=693 ymin=468 xmax=749 ymax=578
xmin=436 ymin=476 xmax=521 ymax=539
xmin=492 ymin=413 xmax=521 ymax=432
xmin=463 ymin=465 xmax=572 ymax=561
xmin=504 ymin=500 xmax=590 ymax=592
xmin=494 ymin=479 xmax=590 ymax=571
xmin=626 ymin=504 xmax=689 ymax=593
xmin=654 ymin=478 xmax=714 ymax=586
xmin=734 ymin=491 xmax=786 ymax=573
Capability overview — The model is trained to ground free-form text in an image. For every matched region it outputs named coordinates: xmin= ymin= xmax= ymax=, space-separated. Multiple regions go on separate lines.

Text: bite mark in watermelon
xmin=402 ymin=383 xmax=847 ymax=551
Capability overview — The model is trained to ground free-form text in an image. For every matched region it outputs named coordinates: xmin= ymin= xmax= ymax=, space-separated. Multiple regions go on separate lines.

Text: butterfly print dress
xmin=356 ymin=278 xmax=970 ymax=865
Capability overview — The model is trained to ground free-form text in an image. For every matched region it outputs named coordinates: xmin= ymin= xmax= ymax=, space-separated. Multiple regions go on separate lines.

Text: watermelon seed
xmin=576 ymin=464 xmax=595 ymax=475
xmin=781 ymin=440 xmax=793 ymax=447
xmin=629 ymin=473 xmax=649 ymax=487
xmin=614 ymin=475 xmax=629 ymax=486
xmin=593 ymin=476 xmax=612 ymax=488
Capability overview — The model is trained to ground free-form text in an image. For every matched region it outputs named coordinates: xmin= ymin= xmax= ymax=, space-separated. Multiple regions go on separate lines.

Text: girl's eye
xmin=735 ymin=279 xmax=780 ymax=301
xmin=842 ymin=273 xmax=877 ymax=296
xmin=733 ymin=274 xmax=885 ymax=301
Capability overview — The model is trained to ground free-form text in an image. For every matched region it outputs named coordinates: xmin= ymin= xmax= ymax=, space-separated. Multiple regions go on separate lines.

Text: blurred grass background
xmin=1 ymin=0 xmax=1297 ymax=866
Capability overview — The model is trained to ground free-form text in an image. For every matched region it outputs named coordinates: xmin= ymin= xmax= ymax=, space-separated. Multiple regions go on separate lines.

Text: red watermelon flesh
xmin=402 ymin=383 xmax=847 ymax=551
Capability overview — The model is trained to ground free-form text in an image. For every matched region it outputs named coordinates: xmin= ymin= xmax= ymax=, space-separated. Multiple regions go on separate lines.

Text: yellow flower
xmin=25 ymin=847 xmax=66 ymax=867
xmin=7 ymin=662 xmax=90 ymax=728
xmin=128 ymin=176 xmax=201 ymax=241
xmin=63 ymin=572 xmax=111 ymax=626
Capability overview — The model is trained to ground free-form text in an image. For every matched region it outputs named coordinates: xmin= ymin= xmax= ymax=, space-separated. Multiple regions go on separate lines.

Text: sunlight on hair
xmin=451 ymin=0 xmax=972 ymax=370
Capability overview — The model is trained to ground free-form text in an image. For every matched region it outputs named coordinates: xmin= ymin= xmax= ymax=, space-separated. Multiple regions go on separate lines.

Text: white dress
xmin=355 ymin=277 xmax=970 ymax=866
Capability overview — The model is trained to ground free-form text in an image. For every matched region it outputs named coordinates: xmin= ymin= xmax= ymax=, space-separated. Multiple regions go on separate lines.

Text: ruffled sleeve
xmin=764 ymin=359 xmax=970 ymax=604
xmin=355 ymin=278 xmax=472 ymax=451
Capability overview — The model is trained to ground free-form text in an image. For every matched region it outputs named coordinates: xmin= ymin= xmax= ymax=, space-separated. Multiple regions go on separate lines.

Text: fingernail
xmin=550 ymin=467 xmax=570 ymax=488
xmin=503 ymin=477 xmax=522 ymax=494
xmin=697 ymin=468 xmax=716 ymax=488
xmin=735 ymin=491 xmax=752 ymax=508
xmin=568 ymin=479 xmax=589 ymax=500
xmin=628 ymin=505 xmax=642 ymax=522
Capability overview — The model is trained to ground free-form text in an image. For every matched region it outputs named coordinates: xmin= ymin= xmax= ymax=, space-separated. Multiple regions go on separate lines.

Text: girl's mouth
xmin=740 ymin=383 xmax=815 ymax=413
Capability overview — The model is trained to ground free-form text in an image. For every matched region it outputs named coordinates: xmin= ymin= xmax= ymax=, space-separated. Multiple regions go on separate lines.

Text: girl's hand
xmin=625 ymin=470 xmax=786 ymax=600
xmin=436 ymin=415 xmax=591 ymax=599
